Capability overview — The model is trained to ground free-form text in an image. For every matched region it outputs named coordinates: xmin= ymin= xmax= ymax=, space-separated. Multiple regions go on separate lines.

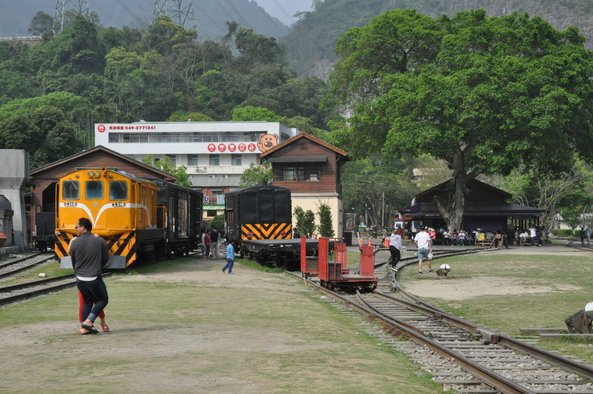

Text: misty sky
xmin=254 ymin=0 xmax=314 ymax=25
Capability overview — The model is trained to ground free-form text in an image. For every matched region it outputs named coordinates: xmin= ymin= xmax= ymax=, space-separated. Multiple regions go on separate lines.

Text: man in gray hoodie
xmin=69 ymin=217 xmax=110 ymax=334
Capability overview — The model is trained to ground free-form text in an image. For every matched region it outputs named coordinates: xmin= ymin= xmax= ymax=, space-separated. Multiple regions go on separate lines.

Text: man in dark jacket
xmin=69 ymin=217 xmax=110 ymax=334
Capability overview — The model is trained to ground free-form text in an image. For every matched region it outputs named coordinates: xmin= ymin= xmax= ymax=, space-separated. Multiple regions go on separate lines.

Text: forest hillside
xmin=284 ymin=0 xmax=593 ymax=78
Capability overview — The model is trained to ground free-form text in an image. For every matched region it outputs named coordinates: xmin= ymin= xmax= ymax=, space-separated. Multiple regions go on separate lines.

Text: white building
xmin=95 ymin=121 xmax=298 ymax=218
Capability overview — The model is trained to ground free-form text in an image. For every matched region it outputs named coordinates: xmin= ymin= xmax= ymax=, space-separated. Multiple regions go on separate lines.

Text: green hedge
xmin=550 ymin=229 xmax=578 ymax=237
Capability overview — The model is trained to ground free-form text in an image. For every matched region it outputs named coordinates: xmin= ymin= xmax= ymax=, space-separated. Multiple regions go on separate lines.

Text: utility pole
xmin=53 ymin=0 xmax=89 ymax=35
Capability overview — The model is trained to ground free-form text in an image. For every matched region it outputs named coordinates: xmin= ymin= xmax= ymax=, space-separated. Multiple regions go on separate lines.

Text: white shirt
xmin=529 ymin=227 xmax=536 ymax=237
xmin=414 ymin=231 xmax=431 ymax=249
xmin=389 ymin=233 xmax=402 ymax=250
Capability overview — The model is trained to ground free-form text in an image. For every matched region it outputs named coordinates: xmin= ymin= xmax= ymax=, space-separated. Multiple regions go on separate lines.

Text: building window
xmin=274 ymin=164 xmax=321 ymax=182
xmin=207 ymin=210 xmax=218 ymax=217
xmin=188 ymin=154 xmax=199 ymax=166
xmin=209 ymin=154 xmax=219 ymax=166
xmin=231 ymin=154 xmax=242 ymax=166
xmin=167 ymin=155 xmax=177 ymax=166
xmin=108 ymin=133 xmax=120 ymax=143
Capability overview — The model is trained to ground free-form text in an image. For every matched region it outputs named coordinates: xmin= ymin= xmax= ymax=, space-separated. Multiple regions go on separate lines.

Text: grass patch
xmin=400 ymin=252 xmax=593 ymax=363
xmin=0 ymin=259 xmax=72 ymax=286
xmin=0 ymin=258 xmax=444 ymax=393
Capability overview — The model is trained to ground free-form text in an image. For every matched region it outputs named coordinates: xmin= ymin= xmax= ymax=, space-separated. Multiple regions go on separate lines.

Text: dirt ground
xmin=0 ymin=258 xmax=440 ymax=393
xmin=400 ymin=245 xmax=589 ymax=300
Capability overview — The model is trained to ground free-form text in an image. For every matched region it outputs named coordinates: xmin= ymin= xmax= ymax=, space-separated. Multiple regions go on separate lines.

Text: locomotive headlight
xmin=88 ymin=170 xmax=101 ymax=179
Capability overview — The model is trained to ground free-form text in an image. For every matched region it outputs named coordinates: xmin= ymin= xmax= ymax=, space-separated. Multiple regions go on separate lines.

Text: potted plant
xmin=0 ymin=232 xmax=6 ymax=247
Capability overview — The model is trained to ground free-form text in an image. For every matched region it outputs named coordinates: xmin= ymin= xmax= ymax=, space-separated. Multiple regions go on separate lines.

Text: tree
xmin=28 ymin=11 xmax=54 ymax=39
xmin=142 ymin=155 xmax=192 ymax=187
xmin=294 ymin=206 xmax=315 ymax=238
xmin=232 ymin=106 xmax=280 ymax=122
xmin=317 ymin=203 xmax=334 ymax=237
xmin=327 ymin=10 xmax=593 ymax=232
xmin=239 ymin=163 xmax=272 ymax=187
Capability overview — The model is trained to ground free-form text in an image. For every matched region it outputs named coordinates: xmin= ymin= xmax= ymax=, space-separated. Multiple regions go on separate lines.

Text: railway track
xmin=0 ymin=275 xmax=77 ymax=306
xmin=0 ymin=252 xmax=55 ymax=279
xmin=295 ymin=247 xmax=593 ymax=393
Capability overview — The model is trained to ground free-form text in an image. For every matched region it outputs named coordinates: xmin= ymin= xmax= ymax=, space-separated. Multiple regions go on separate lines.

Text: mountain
xmin=0 ymin=0 xmax=289 ymax=40
xmin=282 ymin=0 xmax=593 ymax=79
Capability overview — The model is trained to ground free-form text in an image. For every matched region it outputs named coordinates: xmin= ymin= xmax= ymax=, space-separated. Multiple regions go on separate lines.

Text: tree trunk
xmin=433 ymin=151 xmax=469 ymax=232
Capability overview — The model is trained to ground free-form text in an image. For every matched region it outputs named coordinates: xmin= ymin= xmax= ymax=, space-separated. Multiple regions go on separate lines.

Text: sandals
xmin=79 ymin=326 xmax=98 ymax=335
xmin=100 ymin=322 xmax=110 ymax=333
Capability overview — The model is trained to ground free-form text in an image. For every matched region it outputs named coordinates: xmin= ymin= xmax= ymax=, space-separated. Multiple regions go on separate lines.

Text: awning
xmin=267 ymin=156 xmax=327 ymax=163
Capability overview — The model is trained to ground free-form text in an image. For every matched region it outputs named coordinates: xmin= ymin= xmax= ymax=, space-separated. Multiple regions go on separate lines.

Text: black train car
xmin=151 ymin=179 xmax=203 ymax=257
xmin=225 ymin=185 xmax=292 ymax=250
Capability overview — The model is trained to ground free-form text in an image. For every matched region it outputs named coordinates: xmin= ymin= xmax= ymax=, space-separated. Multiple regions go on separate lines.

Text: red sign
xmin=218 ymin=144 xmax=226 ymax=152
xmin=248 ymin=143 xmax=256 ymax=152
xmin=97 ymin=124 xmax=106 ymax=133
xmin=238 ymin=143 xmax=246 ymax=152
xmin=228 ymin=143 xmax=236 ymax=152
xmin=207 ymin=144 xmax=216 ymax=152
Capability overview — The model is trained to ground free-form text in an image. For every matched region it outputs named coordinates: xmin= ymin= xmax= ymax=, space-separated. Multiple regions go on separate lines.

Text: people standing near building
xmin=293 ymin=227 xmax=300 ymax=239
xmin=529 ymin=225 xmax=538 ymax=246
xmin=69 ymin=217 xmax=110 ymax=335
xmin=204 ymin=230 xmax=212 ymax=258
xmin=222 ymin=241 xmax=235 ymax=274
xmin=211 ymin=228 xmax=219 ymax=258
xmin=414 ymin=226 xmax=432 ymax=274
xmin=388 ymin=228 xmax=403 ymax=269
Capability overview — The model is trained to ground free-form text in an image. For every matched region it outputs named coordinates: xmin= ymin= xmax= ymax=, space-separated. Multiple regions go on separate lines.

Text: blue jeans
xmin=222 ymin=259 xmax=234 ymax=273
xmin=417 ymin=248 xmax=430 ymax=260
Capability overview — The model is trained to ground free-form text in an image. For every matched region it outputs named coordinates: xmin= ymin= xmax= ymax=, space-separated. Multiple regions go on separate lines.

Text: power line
xmin=154 ymin=0 xmax=195 ymax=28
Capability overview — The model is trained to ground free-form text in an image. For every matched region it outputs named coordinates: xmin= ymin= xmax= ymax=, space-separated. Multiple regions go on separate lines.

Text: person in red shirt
xmin=204 ymin=230 xmax=212 ymax=258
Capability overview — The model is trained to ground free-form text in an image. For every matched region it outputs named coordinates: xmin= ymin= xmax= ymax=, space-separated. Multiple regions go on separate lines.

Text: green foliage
xmin=294 ymin=206 xmax=316 ymax=238
xmin=550 ymin=229 xmax=578 ymax=237
xmin=210 ymin=215 xmax=225 ymax=232
xmin=28 ymin=11 xmax=53 ymax=39
xmin=0 ymin=103 xmax=83 ymax=168
xmin=328 ymin=9 xmax=593 ymax=230
xmin=167 ymin=111 xmax=213 ymax=122
xmin=317 ymin=203 xmax=334 ymax=237
xmin=240 ymin=163 xmax=272 ymax=187
xmin=342 ymin=158 xmax=418 ymax=228
xmin=142 ymin=155 xmax=192 ymax=187
xmin=232 ymin=106 xmax=280 ymax=121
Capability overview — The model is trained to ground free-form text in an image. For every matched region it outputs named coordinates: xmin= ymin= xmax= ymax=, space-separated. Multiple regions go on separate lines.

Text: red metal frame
xmin=314 ymin=237 xmax=377 ymax=290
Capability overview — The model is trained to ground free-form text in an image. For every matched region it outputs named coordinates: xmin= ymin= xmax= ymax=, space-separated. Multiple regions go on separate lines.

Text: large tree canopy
xmin=327 ymin=9 xmax=593 ymax=231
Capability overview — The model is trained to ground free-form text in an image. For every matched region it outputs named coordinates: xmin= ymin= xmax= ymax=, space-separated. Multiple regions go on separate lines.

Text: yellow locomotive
xmin=54 ymin=168 xmax=202 ymax=268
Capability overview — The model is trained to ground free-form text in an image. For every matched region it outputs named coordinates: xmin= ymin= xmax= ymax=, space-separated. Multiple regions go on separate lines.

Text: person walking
xmin=222 ymin=241 xmax=235 ymax=274
xmin=69 ymin=217 xmax=110 ymax=335
xmin=586 ymin=226 xmax=592 ymax=246
xmin=211 ymin=228 xmax=219 ymax=258
xmin=69 ymin=235 xmax=109 ymax=333
xmin=388 ymin=228 xmax=403 ymax=270
xmin=414 ymin=225 xmax=432 ymax=274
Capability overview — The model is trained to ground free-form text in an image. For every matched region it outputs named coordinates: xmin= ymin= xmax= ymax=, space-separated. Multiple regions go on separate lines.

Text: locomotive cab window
xmin=110 ymin=181 xmax=128 ymax=200
xmin=86 ymin=181 xmax=104 ymax=200
xmin=62 ymin=181 xmax=80 ymax=200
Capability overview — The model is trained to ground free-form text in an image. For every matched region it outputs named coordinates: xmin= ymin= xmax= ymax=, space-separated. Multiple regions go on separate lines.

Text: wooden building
xmin=261 ymin=133 xmax=350 ymax=238
xmin=29 ymin=145 xmax=174 ymax=242
xmin=404 ymin=178 xmax=541 ymax=232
